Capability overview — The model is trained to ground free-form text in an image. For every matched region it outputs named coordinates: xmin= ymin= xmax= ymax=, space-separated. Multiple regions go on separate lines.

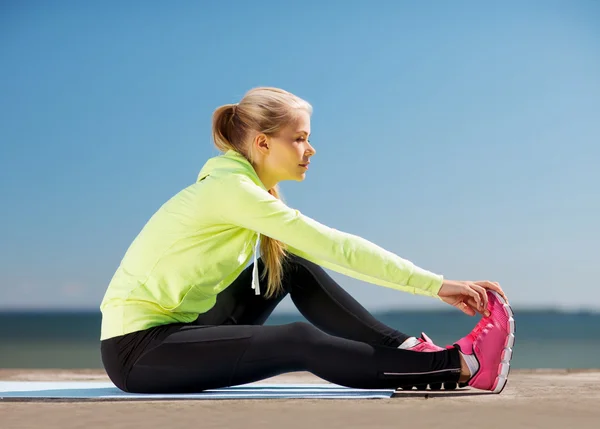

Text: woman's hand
xmin=437 ymin=279 xmax=508 ymax=317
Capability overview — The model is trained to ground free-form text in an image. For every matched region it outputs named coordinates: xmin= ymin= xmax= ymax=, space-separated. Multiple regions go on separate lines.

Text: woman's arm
xmin=212 ymin=174 xmax=444 ymax=297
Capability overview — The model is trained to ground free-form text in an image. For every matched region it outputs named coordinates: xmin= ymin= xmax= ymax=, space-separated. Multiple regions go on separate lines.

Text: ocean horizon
xmin=1 ymin=309 xmax=599 ymax=370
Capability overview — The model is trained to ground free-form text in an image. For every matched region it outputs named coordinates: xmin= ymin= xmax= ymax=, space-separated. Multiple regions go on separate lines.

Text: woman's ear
xmin=254 ymin=133 xmax=270 ymax=155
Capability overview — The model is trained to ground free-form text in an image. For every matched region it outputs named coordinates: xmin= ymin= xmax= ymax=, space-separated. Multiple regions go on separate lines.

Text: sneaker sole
xmin=398 ymin=382 xmax=469 ymax=391
xmin=488 ymin=291 xmax=515 ymax=394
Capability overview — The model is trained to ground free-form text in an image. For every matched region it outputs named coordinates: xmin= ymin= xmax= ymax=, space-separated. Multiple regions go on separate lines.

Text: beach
xmin=1 ymin=369 xmax=599 ymax=429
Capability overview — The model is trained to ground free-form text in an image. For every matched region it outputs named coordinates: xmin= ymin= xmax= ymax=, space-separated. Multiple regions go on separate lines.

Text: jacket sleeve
xmin=212 ymin=174 xmax=444 ymax=297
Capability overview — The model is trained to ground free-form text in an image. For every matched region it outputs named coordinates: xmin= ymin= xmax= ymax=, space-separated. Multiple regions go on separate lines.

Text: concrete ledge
xmin=2 ymin=369 xmax=600 ymax=429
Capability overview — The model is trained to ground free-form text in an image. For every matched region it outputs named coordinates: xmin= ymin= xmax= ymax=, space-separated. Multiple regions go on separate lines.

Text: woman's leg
xmin=197 ymin=254 xmax=420 ymax=347
xmin=282 ymin=255 xmax=412 ymax=347
xmin=279 ymin=255 xmax=463 ymax=390
xmin=123 ymin=321 xmax=462 ymax=393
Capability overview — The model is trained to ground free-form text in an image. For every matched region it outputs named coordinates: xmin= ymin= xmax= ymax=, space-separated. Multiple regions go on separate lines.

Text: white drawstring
xmin=251 ymin=233 xmax=261 ymax=295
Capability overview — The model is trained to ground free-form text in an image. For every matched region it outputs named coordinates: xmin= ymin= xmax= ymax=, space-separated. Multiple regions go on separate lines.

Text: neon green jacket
xmin=100 ymin=150 xmax=444 ymax=340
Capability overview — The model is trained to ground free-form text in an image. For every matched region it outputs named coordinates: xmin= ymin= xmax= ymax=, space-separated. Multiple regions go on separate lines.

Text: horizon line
xmin=1 ymin=306 xmax=599 ymax=314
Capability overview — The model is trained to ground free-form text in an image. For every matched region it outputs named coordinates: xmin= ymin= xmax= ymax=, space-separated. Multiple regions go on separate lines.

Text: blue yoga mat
xmin=0 ymin=381 xmax=396 ymax=400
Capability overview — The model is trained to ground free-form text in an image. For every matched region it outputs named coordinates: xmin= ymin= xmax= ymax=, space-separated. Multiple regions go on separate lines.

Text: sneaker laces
xmin=467 ymin=317 xmax=489 ymax=342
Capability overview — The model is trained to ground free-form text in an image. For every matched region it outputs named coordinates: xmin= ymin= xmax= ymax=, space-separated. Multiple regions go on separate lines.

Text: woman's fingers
xmin=464 ymin=297 xmax=482 ymax=315
xmin=474 ymin=280 xmax=500 ymax=292
xmin=466 ymin=295 xmax=489 ymax=316
xmin=474 ymin=281 xmax=508 ymax=303
xmin=470 ymin=283 xmax=489 ymax=312
xmin=440 ymin=279 xmax=509 ymax=317
xmin=464 ymin=285 xmax=483 ymax=310
xmin=458 ymin=301 xmax=476 ymax=316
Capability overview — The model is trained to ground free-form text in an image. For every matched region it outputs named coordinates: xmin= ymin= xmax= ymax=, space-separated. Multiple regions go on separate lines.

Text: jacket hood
xmin=197 ymin=150 xmax=267 ymax=191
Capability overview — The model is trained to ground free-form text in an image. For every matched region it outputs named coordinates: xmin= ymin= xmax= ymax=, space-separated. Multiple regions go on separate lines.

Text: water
xmin=1 ymin=310 xmax=599 ymax=369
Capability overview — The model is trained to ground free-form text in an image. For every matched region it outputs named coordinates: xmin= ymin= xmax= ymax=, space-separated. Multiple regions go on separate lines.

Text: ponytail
xmin=259 ymin=185 xmax=289 ymax=298
xmin=212 ymin=104 xmax=237 ymax=153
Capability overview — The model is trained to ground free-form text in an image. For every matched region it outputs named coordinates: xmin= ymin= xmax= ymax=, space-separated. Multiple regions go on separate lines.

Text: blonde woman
xmin=100 ymin=87 xmax=514 ymax=395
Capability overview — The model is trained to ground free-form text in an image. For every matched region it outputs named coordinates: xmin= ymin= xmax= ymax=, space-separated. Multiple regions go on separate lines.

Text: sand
xmin=1 ymin=369 xmax=599 ymax=429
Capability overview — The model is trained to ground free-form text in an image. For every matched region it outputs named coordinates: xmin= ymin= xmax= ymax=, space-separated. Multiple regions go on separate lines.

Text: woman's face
xmin=259 ymin=109 xmax=316 ymax=186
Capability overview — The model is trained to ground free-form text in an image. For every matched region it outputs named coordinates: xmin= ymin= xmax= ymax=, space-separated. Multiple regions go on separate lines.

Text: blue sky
xmin=1 ymin=1 xmax=599 ymax=312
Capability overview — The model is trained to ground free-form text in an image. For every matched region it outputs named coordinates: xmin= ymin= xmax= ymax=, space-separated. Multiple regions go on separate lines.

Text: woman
xmin=100 ymin=87 xmax=514 ymax=395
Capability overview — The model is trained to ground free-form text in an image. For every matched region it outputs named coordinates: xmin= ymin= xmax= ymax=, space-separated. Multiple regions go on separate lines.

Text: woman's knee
xmin=285 ymin=321 xmax=322 ymax=343
xmin=276 ymin=322 xmax=325 ymax=366
xmin=285 ymin=254 xmax=316 ymax=271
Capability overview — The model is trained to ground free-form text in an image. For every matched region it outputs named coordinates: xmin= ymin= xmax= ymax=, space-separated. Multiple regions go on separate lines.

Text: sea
xmin=1 ymin=310 xmax=599 ymax=369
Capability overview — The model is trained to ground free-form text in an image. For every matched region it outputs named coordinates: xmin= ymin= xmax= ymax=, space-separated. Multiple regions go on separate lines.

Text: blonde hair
xmin=211 ymin=87 xmax=313 ymax=298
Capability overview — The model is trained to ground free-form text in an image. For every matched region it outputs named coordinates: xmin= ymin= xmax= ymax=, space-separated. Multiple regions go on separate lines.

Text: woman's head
xmin=212 ymin=87 xmax=316 ymax=189
xmin=211 ymin=87 xmax=315 ymax=298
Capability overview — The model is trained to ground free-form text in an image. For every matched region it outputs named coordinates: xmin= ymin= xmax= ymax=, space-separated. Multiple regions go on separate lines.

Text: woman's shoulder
xmin=196 ymin=151 xmax=266 ymax=190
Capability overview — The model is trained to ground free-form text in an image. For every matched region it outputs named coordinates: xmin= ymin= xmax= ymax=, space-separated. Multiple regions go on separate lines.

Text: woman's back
xmin=100 ymin=151 xmax=264 ymax=340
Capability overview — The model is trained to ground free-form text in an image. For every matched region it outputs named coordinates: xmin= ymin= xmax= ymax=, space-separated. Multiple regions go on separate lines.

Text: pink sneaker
xmin=399 ymin=333 xmax=466 ymax=391
xmin=409 ymin=332 xmax=445 ymax=352
xmin=453 ymin=290 xmax=515 ymax=393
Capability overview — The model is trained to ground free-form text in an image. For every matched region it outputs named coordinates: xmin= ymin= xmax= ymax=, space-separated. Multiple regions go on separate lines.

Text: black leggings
xmin=101 ymin=255 xmax=462 ymax=393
